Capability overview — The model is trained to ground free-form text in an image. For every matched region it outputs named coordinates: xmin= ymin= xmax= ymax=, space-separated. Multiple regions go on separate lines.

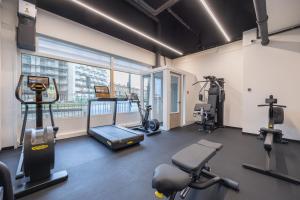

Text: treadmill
xmin=87 ymin=86 xmax=144 ymax=150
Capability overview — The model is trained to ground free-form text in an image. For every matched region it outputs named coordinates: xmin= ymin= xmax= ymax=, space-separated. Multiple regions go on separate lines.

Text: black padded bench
xmin=152 ymin=140 xmax=238 ymax=200
xmin=172 ymin=140 xmax=222 ymax=173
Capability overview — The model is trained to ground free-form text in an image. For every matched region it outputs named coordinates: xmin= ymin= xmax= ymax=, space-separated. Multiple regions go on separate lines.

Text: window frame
xmin=170 ymin=73 xmax=180 ymax=114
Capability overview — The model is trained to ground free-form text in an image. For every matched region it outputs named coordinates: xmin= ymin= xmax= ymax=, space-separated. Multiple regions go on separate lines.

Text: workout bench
xmin=152 ymin=140 xmax=239 ymax=200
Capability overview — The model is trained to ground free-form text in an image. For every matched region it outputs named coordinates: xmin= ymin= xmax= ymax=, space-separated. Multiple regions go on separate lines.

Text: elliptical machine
xmin=192 ymin=76 xmax=225 ymax=133
xmin=128 ymin=93 xmax=161 ymax=136
xmin=14 ymin=75 xmax=68 ymax=198
xmin=242 ymin=95 xmax=300 ymax=184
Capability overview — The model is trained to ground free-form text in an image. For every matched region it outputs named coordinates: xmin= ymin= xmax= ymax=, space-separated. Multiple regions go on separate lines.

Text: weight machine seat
xmin=172 ymin=143 xmax=217 ymax=173
xmin=152 ymin=164 xmax=192 ymax=195
xmin=194 ymin=103 xmax=211 ymax=112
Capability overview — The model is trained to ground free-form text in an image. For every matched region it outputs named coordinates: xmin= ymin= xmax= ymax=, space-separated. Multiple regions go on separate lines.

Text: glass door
xmin=170 ymin=73 xmax=181 ymax=129
xmin=153 ymin=71 xmax=163 ymax=123
xmin=143 ymin=74 xmax=151 ymax=108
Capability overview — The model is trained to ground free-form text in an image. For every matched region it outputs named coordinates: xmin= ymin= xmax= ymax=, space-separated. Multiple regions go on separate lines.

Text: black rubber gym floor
xmin=1 ymin=125 xmax=300 ymax=200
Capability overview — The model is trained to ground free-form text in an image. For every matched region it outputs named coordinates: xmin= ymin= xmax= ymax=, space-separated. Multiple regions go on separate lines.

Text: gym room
xmin=0 ymin=0 xmax=299 ymax=199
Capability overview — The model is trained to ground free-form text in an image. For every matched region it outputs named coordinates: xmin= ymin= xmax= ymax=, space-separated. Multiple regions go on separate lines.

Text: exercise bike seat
xmin=152 ymin=164 xmax=191 ymax=196
xmin=172 ymin=144 xmax=216 ymax=173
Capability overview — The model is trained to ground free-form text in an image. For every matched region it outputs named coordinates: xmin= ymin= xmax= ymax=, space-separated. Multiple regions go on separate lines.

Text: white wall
xmin=0 ymin=0 xmax=18 ymax=148
xmin=173 ymin=41 xmax=244 ymax=128
xmin=0 ymin=1 xmax=2 ymax=149
xmin=172 ymin=28 xmax=300 ymax=141
xmin=267 ymin=0 xmax=300 ymax=33
xmin=36 ymin=9 xmax=172 ymax=67
xmin=243 ymin=28 xmax=300 ymax=140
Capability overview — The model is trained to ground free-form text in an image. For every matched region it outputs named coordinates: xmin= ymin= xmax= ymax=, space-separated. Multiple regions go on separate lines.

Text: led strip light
xmin=70 ymin=0 xmax=183 ymax=55
xmin=199 ymin=0 xmax=231 ymax=42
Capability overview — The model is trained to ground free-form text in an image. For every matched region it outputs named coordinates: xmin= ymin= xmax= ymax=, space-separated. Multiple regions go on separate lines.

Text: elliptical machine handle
xmin=15 ymin=75 xmax=25 ymax=104
xmin=15 ymin=76 xmax=60 ymax=104
xmin=51 ymin=78 xmax=60 ymax=103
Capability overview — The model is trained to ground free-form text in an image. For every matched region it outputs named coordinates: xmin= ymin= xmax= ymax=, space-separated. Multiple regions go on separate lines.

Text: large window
xmin=21 ymin=36 xmax=150 ymax=118
xmin=113 ymin=71 xmax=141 ymax=112
xmin=21 ymin=54 xmax=110 ymax=118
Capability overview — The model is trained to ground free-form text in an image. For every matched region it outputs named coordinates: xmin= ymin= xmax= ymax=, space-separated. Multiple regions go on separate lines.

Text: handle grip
xmin=15 ymin=75 xmax=25 ymax=104
xmin=15 ymin=75 xmax=59 ymax=104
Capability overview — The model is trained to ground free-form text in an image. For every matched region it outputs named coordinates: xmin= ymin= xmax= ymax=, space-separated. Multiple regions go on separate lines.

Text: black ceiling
xmin=36 ymin=0 xmax=256 ymax=59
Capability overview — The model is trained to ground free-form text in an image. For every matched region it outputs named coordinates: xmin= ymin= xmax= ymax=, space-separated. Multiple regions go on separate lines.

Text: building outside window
xmin=21 ymin=54 xmax=111 ymax=118
xmin=20 ymin=36 xmax=150 ymax=119
xmin=113 ymin=71 xmax=141 ymax=112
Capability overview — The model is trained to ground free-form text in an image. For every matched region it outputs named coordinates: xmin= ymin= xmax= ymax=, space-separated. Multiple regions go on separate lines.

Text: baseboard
xmin=242 ymin=131 xmax=258 ymax=136
xmin=241 ymin=131 xmax=300 ymax=143
xmin=181 ymin=121 xmax=197 ymax=127
xmin=56 ymin=130 xmax=87 ymax=140
xmin=224 ymin=126 xmax=242 ymax=130
xmin=1 ymin=146 xmax=14 ymax=151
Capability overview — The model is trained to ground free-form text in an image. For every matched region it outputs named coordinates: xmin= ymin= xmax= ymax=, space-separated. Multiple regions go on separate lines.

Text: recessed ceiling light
xmin=70 ymin=0 xmax=183 ymax=56
xmin=199 ymin=0 xmax=231 ymax=42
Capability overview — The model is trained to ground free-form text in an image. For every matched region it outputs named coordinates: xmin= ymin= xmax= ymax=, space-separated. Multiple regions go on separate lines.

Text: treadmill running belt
xmin=90 ymin=126 xmax=138 ymax=142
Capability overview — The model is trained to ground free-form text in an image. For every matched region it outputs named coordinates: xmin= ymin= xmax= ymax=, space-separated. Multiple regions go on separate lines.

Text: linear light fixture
xmin=70 ymin=0 xmax=183 ymax=55
xmin=199 ymin=0 xmax=231 ymax=42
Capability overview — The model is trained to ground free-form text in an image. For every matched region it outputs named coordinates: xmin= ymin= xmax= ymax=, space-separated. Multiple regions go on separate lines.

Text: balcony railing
xmin=22 ymin=101 xmax=138 ymax=119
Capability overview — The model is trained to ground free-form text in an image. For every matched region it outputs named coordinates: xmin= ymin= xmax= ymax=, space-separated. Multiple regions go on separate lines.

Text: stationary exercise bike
xmin=128 ymin=93 xmax=161 ymax=136
xmin=242 ymin=95 xmax=300 ymax=184
xmin=14 ymin=75 xmax=68 ymax=198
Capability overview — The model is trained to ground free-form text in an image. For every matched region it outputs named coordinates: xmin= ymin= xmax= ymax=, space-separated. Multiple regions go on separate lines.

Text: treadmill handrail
xmin=87 ymin=97 xmax=128 ymax=133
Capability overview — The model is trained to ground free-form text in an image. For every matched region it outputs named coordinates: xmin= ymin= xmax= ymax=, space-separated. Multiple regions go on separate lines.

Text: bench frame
xmin=152 ymin=140 xmax=239 ymax=200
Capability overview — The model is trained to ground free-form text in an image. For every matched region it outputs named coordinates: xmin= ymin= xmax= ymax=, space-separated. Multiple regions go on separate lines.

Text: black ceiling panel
xmin=37 ymin=0 xmax=256 ymax=59
xmin=143 ymin=0 xmax=170 ymax=9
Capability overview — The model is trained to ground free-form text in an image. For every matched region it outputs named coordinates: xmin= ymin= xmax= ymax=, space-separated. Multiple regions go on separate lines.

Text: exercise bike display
xmin=242 ymin=95 xmax=300 ymax=184
xmin=128 ymin=93 xmax=161 ymax=136
xmin=14 ymin=75 xmax=68 ymax=198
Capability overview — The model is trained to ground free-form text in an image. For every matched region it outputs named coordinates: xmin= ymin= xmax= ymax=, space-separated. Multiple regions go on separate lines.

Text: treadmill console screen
xmin=94 ymin=86 xmax=110 ymax=98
